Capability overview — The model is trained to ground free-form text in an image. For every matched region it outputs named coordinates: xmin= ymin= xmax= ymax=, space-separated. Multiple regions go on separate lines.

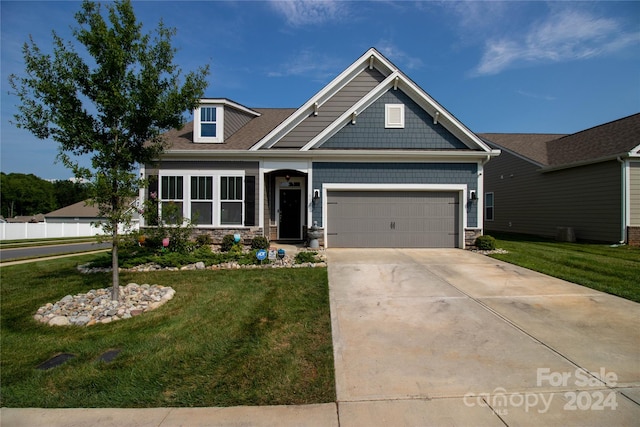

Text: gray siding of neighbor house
xmin=224 ymin=107 xmax=256 ymax=140
xmin=319 ymin=89 xmax=467 ymax=150
xmin=631 ymin=162 xmax=640 ymax=225
xmin=312 ymin=162 xmax=478 ymax=227
xmin=147 ymin=161 xmax=260 ymax=227
xmin=272 ymin=67 xmax=387 ymax=149
xmin=484 ymin=152 xmax=622 ymax=242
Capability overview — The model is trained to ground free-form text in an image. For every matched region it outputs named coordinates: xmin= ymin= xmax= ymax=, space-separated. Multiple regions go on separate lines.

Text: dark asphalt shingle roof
xmin=45 ymin=201 xmax=102 ymax=218
xmin=162 ymin=108 xmax=296 ymax=151
xmin=480 ymin=113 xmax=640 ymax=168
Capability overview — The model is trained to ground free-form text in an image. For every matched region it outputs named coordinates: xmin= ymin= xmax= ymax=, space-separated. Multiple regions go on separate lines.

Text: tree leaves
xmin=8 ymin=0 xmax=209 ymax=296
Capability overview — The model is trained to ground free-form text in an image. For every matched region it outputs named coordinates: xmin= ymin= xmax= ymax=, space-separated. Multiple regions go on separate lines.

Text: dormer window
xmin=201 ymin=107 xmax=218 ymax=137
xmin=194 ymin=104 xmax=224 ymax=143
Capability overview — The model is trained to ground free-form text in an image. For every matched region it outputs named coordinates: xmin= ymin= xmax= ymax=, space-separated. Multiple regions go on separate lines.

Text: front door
xmin=279 ymin=188 xmax=302 ymax=239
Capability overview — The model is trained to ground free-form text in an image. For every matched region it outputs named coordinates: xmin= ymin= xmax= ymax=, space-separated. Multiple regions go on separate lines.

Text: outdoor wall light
xmin=470 ymin=190 xmax=478 ymax=201
xmin=313 ymin=189 xmax=320 ymax=200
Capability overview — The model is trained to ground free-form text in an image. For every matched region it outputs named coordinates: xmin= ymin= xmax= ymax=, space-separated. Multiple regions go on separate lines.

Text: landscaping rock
xmin=48 ymin=316 xmax=70 ymax=326
xmin=34 ymin=283 xmax=176 ymax=327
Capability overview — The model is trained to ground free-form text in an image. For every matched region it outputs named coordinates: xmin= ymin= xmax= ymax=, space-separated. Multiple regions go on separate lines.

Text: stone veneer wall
xmin=191 ymin=228 xmax=264 ymax=244
xmin=140 ymin=227 xmax=264 ymax=245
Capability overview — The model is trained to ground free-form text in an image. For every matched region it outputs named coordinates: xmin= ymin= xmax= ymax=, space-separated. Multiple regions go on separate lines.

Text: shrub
xmin=221 ymin=234 xmax=236 ymax=252
xmin=251 ymin=236 xmax=270 ymax=250
xmin=195 ymin=233 xmax=213 ymax=247
xmin=295 ymin=251 xmax=319 ymax=264
xmin=475 ymin=235 xmax=496 ymax=250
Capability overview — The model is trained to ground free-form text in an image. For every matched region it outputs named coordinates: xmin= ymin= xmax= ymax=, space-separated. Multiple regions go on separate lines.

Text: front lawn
xmin=0 ymin=255 xmax=335 ymax=407
xmin=487 ymin=233 xmax=640 ymax=303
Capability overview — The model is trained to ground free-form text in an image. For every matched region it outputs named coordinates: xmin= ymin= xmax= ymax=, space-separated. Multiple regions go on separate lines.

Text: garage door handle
xmin=390 ymin=221 xmax=396 ymax=230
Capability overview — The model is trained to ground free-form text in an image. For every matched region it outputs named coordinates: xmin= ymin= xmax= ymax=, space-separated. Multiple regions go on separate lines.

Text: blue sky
xmin=2 ymin=0 xmax=639 ymax=180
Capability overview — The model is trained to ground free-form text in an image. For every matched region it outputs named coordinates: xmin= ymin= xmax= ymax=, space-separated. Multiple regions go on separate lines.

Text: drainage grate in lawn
xmin=36 ymin=353 xmax=76 ymax=370
xmin=98 ymin=349 xmax=121 ymax=363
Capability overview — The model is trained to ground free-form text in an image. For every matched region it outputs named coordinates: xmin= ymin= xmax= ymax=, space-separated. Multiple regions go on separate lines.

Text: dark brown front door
xmin=279 ymin=189 xmax=301 ymax=239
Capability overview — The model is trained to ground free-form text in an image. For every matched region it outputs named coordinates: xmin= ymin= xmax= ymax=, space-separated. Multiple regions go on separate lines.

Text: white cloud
xmin=474 ymin=9 xmax=640 ymax=76
xmin=269 ymin=0 xmax=345 ymax=27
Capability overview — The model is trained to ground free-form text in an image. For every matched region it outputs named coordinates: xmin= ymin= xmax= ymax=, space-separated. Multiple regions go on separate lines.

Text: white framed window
xmin=385 ymin=104 xmax=405 ymax=128
xmin=190 ymin=176 xmax=213 ymax=225
xmin=220 ymin=176 xmax=243 ymax=225
xmin=160 ymin=176 xmax=184 ymax=224
xmin=194 ymin=105 xmax=224 ymax=143
xmin=485 ymin=192 xmax=494 ymax=221
xmin=158 ymin=171 xmax=247 ymax=227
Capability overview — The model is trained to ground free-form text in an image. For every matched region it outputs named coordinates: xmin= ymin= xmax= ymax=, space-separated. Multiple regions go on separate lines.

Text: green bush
xmin=251 ymin=235 xmax=270 ymax=250
xmin=195 ymin=233 xmax=213 ymax=247
xmin=475 ymin=235 xmax=496 ymax=250
xmin=295 ymin=251 xmax=319 ymax=264
xmin=221 ymin=234 xmax=236 ymax=252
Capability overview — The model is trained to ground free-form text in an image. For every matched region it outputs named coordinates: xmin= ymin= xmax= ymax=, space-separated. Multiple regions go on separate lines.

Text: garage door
xmin=326 ymin=191 xmax=459 ymax=248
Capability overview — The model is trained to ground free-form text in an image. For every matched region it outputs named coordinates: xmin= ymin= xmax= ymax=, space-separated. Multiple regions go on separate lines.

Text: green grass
xmin=0 ymin=255 xmax=335 ymax=407
xmin=0 ymin=236 xmax=97 ymax=248
xmin=487 ymin=233 xmax=640 ymax=303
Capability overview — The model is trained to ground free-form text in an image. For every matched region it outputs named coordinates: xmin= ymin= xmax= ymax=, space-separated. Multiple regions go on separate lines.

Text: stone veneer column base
xmin=628 ymin=226 xmax=640 ymax=246
xmin=464 ymin=229 xmax=482 ymax=248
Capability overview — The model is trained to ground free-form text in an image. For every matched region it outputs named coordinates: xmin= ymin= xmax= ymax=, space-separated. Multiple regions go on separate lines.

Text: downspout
xmin=617 ymin=156 xmax=626 ymax=244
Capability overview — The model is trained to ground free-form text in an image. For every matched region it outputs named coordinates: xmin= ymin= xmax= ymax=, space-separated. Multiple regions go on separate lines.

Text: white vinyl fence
xmin=0 ymin=222 xmax=138 ymax=240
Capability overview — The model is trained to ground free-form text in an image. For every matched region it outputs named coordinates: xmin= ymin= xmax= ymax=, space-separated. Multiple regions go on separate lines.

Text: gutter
xmin=540 ymin=152 xmax=635 ymax=173
xmin=617 ymin=156 xmax=629 ymax=244
xmin=161 ymin=149 xmax=502 ymax=162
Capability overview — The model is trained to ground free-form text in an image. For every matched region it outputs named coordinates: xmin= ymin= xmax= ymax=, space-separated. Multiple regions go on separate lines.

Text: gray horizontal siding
xmin=484 ymin=153 xmax=622 ymax=242
xmin=224 ymin=107 xmax=255 ymax=140
xmin=631 ymin=162 xmax=640 ymax=225
xmin=273 ymin=67 xmax=386 ymax=149
xmin=312 ymin=162 xmax=477 ymax=227
xmin=320 ymin=89 xmax=467 ymax=150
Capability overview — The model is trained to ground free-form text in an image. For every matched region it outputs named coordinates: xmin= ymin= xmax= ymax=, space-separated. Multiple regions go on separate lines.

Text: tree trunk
xmin=111 ymin=223 xmax=120 ymax=301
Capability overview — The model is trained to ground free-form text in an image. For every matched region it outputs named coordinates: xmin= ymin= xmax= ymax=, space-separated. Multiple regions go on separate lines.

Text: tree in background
xmin=9 ymin=0 xmax=209 ymax=300
xmin=0 ymin=173 xmax=92 ymax=218
xmin=0 ymin=173 xmax=56 ymax=217
xmin=53 ymin=179 xmax=91 ymax=209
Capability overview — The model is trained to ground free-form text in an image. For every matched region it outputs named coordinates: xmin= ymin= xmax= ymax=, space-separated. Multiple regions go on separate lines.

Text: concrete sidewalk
xmin=0 ymin=405 xmax=339 ymax=427
xmin=2 ymin=248 xmax=639 ymax=426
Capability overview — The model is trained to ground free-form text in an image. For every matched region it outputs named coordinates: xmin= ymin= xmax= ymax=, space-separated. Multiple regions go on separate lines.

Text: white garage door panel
xmin=327 ymin=191 xmax=459 ymax=248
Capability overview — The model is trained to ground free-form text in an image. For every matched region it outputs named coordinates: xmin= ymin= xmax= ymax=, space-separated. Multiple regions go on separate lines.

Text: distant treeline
xmin=1 ymin=172 xmax=91 ymax=218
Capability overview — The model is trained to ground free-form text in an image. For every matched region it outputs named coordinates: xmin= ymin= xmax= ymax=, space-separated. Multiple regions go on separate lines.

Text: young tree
xmin=9 ymin=0 xmax=209 ymax=300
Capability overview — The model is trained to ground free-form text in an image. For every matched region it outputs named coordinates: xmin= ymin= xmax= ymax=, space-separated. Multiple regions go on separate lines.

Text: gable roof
xmin=481 ymin=113 xmax=640 ymax=169
xmin=251 ymin=48 xmax=494 ymax=153
xmin=45 ymin=201 xmax=102 ymax=219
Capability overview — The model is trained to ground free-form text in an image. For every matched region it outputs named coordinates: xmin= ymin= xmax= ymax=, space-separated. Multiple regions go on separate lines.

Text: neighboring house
xmin=141 ymin=48 xmax=500 ymax=248
xmin=44 ymin=201 xmax=104 ymax=224
xmin=480 ymin=113 xmax=640 ymax=245
xmin=6 ymin=214 xmax=45 ymax=223
xmin=45 ymin=200 xmax=140 ymax=226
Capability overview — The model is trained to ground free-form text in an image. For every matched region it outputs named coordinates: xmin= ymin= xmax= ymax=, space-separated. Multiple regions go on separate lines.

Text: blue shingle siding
xmin=312 ymin=162 xmax=478 ymax=227
xmin=318 ymin=90 xmax=467 ymax=150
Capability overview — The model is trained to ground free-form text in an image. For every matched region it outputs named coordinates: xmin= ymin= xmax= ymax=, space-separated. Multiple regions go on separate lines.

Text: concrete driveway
xmin=328 ymin=249 xmax=640 ymax=426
